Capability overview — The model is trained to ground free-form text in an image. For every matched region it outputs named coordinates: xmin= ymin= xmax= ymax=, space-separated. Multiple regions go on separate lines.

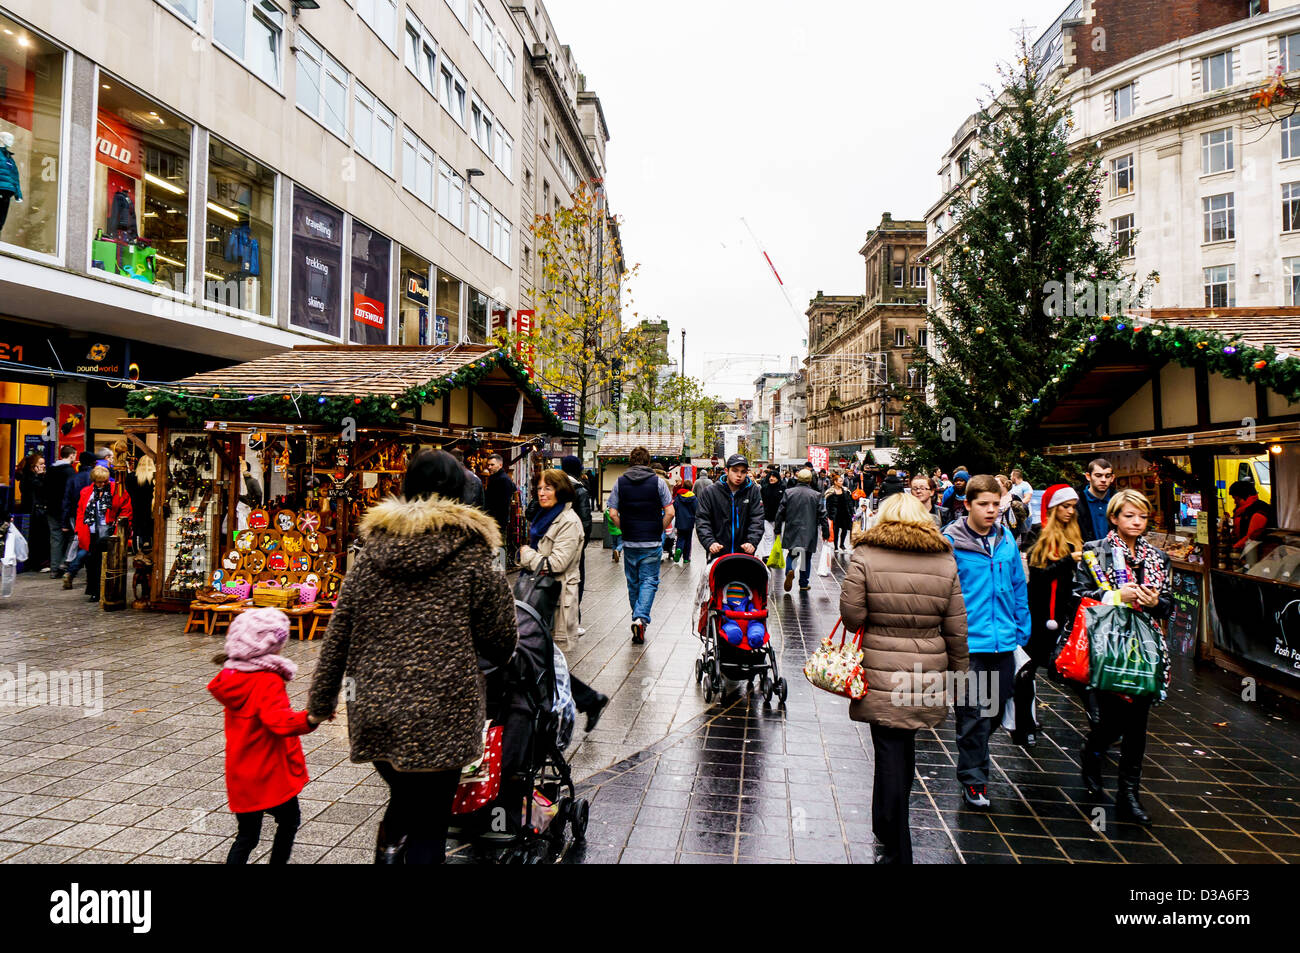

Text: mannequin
xmin=0 ymin=130 xmax=22 ymax=234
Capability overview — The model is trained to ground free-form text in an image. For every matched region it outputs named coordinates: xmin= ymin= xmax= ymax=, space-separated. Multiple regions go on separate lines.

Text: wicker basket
xmin=252 ymin=585 xmax=299 ymax=609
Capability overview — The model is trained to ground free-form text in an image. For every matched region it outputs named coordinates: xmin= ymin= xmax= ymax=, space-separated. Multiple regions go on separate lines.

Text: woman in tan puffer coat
xmin=840 ymin=490 xmax=969 ymax=865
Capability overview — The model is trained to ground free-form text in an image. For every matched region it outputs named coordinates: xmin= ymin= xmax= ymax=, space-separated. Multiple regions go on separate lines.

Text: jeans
xmin=788 ymin=544 xmax=815 ymax=587
xmin=676 ymin=524 xmax=694 ymax=561
xmin=227 ymin=796 xmax=300 ymax=864
xmin=372 ymin=761 xmax=461 ymax=864
xmin=870 ymin=723 xmax=918 ymax=864
xmin=955 ymin=651 xmax=1015 ymax=787
xmin=622 ymin=545 xmax=661 ymax=625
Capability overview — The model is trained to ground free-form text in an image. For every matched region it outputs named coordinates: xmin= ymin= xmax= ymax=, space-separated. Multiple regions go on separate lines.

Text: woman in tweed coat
xmin=308 ymin=450 xmax=517 ymax=863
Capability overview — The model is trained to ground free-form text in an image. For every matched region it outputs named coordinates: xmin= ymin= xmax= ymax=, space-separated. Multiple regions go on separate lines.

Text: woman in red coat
xmin=209 ymin=607 xmax=322 ymax=864
xmin=75 ymin=466 xmax=132 ymax=601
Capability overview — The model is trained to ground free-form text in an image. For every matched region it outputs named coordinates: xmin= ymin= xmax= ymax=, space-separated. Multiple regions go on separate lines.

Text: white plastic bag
xmin=1001 ymin=646 xmax=1035 ymax=731
xmin=0 ymin=561 xmax=13 ymax=598
xmin=817 ymin=541 xmax=833 ymax=576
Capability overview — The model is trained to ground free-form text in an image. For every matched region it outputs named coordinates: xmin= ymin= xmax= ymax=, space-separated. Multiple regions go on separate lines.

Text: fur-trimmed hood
xmin=852 ymin=520 xmax=950 ymax=554
xmin=358 ymin=495 xmax=502 ymax=578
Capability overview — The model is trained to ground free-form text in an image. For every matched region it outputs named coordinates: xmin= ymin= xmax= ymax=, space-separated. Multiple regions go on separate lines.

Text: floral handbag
xmin=803 ymin=619 xmax=868 ymax=699
xmin=451 ymin=724 xmax=503 ymax=815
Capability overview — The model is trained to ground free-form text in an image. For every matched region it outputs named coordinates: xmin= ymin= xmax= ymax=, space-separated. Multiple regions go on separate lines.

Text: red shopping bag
xmin=452 ymin=725 xmax=503 ymax=815
xmin=1054 ymin=597 xmax=1102 ymax=684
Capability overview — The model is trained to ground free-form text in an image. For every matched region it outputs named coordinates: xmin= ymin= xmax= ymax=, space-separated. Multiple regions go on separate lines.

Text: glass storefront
xmin=397 ymin=248 xmax=430 ymax=346
xmin=93 ymin=79 xmax=192 ymax=290
xmin=349 ymin=219 xmax=390 ymax=345
xmin=0 ymin=13 xmax=64 ymax=256
xmin=288 ymin=186 xmax=344 ymax=337
xmin=204 ymin=138 xmax=275 ymax=317
xmin=436 ymin=271 xmax=460 ymax=345
xmin=467 ymin=285 xmax=489 ymax=343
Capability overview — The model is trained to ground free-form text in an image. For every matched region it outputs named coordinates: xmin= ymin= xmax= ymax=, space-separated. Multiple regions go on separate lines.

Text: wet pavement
xmin=0 ymin=541 xmax=1298 ymax=863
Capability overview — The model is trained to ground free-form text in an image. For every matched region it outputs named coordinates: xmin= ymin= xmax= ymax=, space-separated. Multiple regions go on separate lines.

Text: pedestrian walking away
xmin=606 ymin=446 xmax=674 ymax=644
xmin=758 ymin=468 xmax=784 ymax=559
xmin=840 ymin=491 xmax=968 ymax=864
xmin=942 ymin=474 xmax=1030 ymax=810
xmin=208 ymin=607 xmax=323 ymax=864
xmin=772 ymin=468 xmax=827 ymax=592
xmin=43 ymin=445 xmax=76 ymax=579
xmin=672 ymin=476 xmax=698 ymax=564
xmin=307 ymin=450 xmax=518 ymax=863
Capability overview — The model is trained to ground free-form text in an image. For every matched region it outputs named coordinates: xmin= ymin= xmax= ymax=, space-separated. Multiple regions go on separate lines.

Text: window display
xmin=435 ymin=270 xmax=460 ymax=344
xmin=204 ymin=138 xmax=275 ymax=317
xmin=397 ymin=248 xmax=430 ymax=346
xmin=92 ymin=79 xmax=192 ymax=290
xmin=467 ymin=285 xmax=489 ymax=343
xmin=0 ymin=15 xmax=65 ymax=256
xmin=349 ymin=219 xmax=390 ymax=345
xmin=289 ymin=187 xmax=343 ymax=337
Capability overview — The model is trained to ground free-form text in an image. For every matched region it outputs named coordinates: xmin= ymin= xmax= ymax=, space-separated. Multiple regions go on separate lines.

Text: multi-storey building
xmin=805 ymin=214 xmax=928 ymax=457
xmin=771 ymin=367 xmax=806 ymax=464
xmin=749 ymin=369 xmax=792 ymax=463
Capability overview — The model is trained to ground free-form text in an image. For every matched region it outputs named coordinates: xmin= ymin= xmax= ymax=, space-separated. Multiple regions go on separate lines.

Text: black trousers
xmin=955 ymin=651 xmax=1014 ymax=787
xmin=834 ymin=521 xmax=850 ymax=549
xmin=570 ymin=675 xmax=600 ymax=713
xmin=870 ymin=723 xmax=917 ymax=864
xmin=372 ymin=761 xmax=461 ymax=864
xmin=84 ymin=535 xmax=109 ymax=599
xmin=227 ymin=796 xmax=300 ymax=864
xmin=1085 ymin=692 xmax=1152 ymax=785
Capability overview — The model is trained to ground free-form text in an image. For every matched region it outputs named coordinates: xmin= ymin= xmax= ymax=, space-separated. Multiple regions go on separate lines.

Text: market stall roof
xmin=596 ymin=431 xmax=684 ymax=459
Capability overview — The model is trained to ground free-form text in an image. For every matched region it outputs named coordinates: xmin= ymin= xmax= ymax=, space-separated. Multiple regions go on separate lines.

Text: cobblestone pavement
xmin=1 ymin=543 xmax=1298 ymax=864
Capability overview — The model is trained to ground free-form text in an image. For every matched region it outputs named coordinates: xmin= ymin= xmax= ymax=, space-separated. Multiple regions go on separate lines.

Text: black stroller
xmin=695 ymin=553 xmax=788 ymax=705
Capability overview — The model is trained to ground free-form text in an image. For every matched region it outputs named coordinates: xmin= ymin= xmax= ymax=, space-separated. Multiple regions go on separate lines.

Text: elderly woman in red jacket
xmin=75 ymin=466 xmax=131 ymax=602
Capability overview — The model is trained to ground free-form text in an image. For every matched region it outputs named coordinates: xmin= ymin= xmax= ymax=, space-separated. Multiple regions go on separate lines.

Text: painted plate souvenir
xmin=315 ymin=553 xmax=338 ymax=574
xmin=258 ymin=531 xmax=281 ymax=553
xmin=231 ymin=571 xmax=253 ymax=587
xmin=248 ymin=509 xmax=270 ymax=530
xmin=280 ymin=530 xmax=304 ymax=554
xmin=304 ymin=572 xmax=321 ymax=588
xmin=321 ymin=572 xmax=344 ymax=598
xmin=304 ymin=532 xmax=330 ymax=554
xmin=275 ymin=509 xmax=296 ymax=532
xmin=296 ymin=511 xmax=321 ymax=533
xmin=245 ymin=550 xmax=267 ymax=573
xmin=221 ymin=550 xmax=242 ymax=571
xmin=210 ymin=569 xmax=226 ymax=588
xmin=276 ymin=572 xmax=293 ymax=587
xmin=234 ymin=530 xmax=256 ymax=552
xmin=289 ymin=553 xmax=312 ymax=572
xmin=267 ymin=552 xmax=288 ymax=571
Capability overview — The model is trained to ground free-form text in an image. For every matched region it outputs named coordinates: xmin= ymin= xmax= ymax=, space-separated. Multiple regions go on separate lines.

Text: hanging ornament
xmin=1197 ymin=341 xmax=1208 ymax=349
xmin=1255 ymin=359 xmax=1268 ymax=369
xmin=975 ymin=326 xmax=985 ymax=334
xmin=1223 ymin=346 xmax=1237 ymax=355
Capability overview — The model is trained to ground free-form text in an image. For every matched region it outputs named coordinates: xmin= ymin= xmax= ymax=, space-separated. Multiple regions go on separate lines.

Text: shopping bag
xmin=766 ymin=533 xmax=785 ymax=570
xmin=1054 ymin=597 xmax=1102 ymax=684
xmin=452 ymin=724 xmax=503 ymax=815
xmin=1001 ymin=646 xmax=1035 ymax=730
xmin=817 ymin=541 xmax=833 ymax=576
xmin=1087 ymin=605 xmax=1165 ymax=697
xmin=803 ymin=619 xmax=868 ymax=699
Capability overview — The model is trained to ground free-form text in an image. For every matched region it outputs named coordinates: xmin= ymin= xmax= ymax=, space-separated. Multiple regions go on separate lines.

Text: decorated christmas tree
xmin=900 ymin=35 xmax=1155 ymax=478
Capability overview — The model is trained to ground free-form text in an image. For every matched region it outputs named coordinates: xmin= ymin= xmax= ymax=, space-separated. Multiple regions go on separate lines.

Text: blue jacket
xmin=0 ymin=148 xmax=21 ymax=200
xmin=942 ymin=518 xmax=1031 ymax=654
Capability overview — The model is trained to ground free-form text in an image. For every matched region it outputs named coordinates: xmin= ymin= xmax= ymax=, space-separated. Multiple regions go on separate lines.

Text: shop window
xmin=436 ymin=270 xmax=461 ymax=344
xmin=289 ymin=186 xmax=344 ymax=337
xmin=92 ymin=80 xmax=192 ymax=291
xmin=349 ymin=220 xmax=391 ymax=345
xmin=0 ymin=15 xmax=64 ymax=258
xmin=398 ymin=249 xmax=430 ymax=346
xmin=467 ymin=285 xmax=489 ymax=343
xmin=204 ymin=138 xmax=275 ymax=317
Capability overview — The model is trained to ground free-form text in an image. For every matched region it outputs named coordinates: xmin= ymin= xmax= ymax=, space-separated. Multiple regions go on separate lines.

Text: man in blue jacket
xmin=942 ymin=473 xmax=1030 ymax=810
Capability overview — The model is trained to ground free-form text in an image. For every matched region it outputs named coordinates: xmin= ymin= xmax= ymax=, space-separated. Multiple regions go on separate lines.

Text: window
xmin=917 ymin=328 xmax=929 ymax=348
xmin=910 ymin=265 xmax=926 ymax=286
xmin=1203 ymin=193 xmax=1235 ymax=242
xmin=204 ymin=139 xmax=276 ymax=317
xmin=93 ymin=80 xmax=192 ymax=291
xmin=467 ymin=286 xmax=489 ymax=342
xmin=1204 ymin=265 xmax=1235 ymax=307
xmin=445 ymin=0 xmax=470 ymax=26
xmin=1283 ymin=33 xmax=1300 ymax=73
xmin=214 ymin=0 xmax=284 ymax=87
xmin=1286 ymin=257 xmax=1300 ymax=305
xmin=470 ymin=96 xmax=494 ymax=155
xmin=354 ymin=84 xmax=395 ymax=174
xmin=401 ymin=128 xmax=434 ymax=207
xmin=494 ymin=128 xmax=513 ymax=179
xmin=1111 ymin=213 xmax=1135 ymax=257
xmin=158 ymin=0 xmax=198 ymax=22
xmin=1113 ymin=82 xmax=1134 ymax=120
xmin=1110 ymin=154 xmax=1134 ymax=197
xmin=468 ymin=188 xmax=491 ymax=248
xmin=349 ymin=219 xmax=391 ymax=344
xmin=0 ymin=12 xmax=64 ymax=257
xmin=556 ymin=145 xmax=577 ymax=190
xmin=472 ymin=2 xmax=495 ymax=62
xmin=1284 ymin=115 xmax=1300 ymax=160
xmin=295 ymin=32 xmax=348 ymax=138
xmin=957 ymin=149 xmax=971 ymax=179
xmin=1284 ymin=182 xmax=1300 ymax=232
xmin=492 ymin=210 xmax=511 ymax=264
xmin=892 ymin=266 xmax=904 ymax=287
xmin=495 ymin=35 xmax=515 ymax=92
xmin=290 ymin=187 xmax=344 ymax=337
xmin=1203 ymin=51 xmax=1233 ymax=92
xmin=1201 ymin=128 xmax=1234 ymax=174
xmin=404 ymin=13 xmax=437 ymax=95
xmin=437 ymin=159 xmax=464 ymax=227
xmin=358 ymin=0 xmax=398 ymax=48
xmin=439 ymin=59 xmax=467 ymax=126
xmin=893 ymin=328 xmax=907 ymax=347
xmin=437 ymin=271 xmax=462 ymax=344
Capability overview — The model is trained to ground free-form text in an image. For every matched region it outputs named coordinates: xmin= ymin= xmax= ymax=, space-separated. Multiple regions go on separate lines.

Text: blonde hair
xmin=875 ymin=490 xmax=937 ymax=529
xmin=1106 ymin=488 xmax=1151 ymax=523
xmin=91 ymin=466 xmax=111 ymax=484
xmin=135 ymin=454 xmax=156 ymax=485
xmin=1029 ymin=501 xmax=1084 ymax=568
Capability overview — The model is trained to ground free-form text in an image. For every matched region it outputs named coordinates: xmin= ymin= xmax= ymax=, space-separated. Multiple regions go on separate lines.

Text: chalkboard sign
xmin=1168 ymin=568 xmax=1201 ymax=657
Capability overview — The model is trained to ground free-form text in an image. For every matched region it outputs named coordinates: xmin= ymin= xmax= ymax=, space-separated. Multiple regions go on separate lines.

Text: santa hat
xmin=1041 ymin=484 xmax=1078 ymax=525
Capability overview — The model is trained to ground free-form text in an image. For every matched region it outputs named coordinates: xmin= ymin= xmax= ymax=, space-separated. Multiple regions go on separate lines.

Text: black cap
xmin=725 ymin=454 xmax=748 ymax=469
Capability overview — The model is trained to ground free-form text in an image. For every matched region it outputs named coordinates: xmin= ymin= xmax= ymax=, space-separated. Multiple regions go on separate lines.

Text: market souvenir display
xmin=296 ymin=511 xmax=321 ymax=533
xmin=248 ymin=509 xmax=270 ymax=530
xmin=304 ymin=531 xmax=330 ymax=554
xmin=304 ymin=572 xmax=321 ymax=588
xmin=275 ymin=509 xmax=296 ymax=532
xmin=315 ymin=553 xmax=338 ymax=573
xmin=280 ymin=530 xmax=304 ymax=554
xmin=234 ymin=530 xmax=256 ymax=552
xmin=258 ymin=530 xmax=281 ymax=553
xmin=245 ymin=550 xmax=267 ymax=573
xmin=210 ymin=569 xmax=226 ymax=589
xmin=288 ymin=553 xmax=312 ymax=572
xmin=266 ymin=552 xmax=288 ymax=571
xmin=221 ymin=550 xmax=242 ymax=571
xmin=230 ymin=571 xmax=252 ymax=588
xmin=321 ymin=572 xmax=344 ymax=598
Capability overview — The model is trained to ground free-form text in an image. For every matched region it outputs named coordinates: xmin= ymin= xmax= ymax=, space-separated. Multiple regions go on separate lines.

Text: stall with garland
xmin=1018 ymin=309 xmax=1300 ymax=697
xmin=119 ymin=344 xmax=562 ymax=617
xmin=595 ymin=431 xmax=684 ymax=507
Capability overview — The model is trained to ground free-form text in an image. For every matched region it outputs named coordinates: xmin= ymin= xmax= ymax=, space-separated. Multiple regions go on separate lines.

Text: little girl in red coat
xmin=208 ymin=608 xmax=321 ymax=864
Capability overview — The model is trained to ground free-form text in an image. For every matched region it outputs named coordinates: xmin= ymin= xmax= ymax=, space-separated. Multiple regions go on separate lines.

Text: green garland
xmin=1013 ymin=316 xmax=1300 ymax=438
xmin=123 ymin=349 xmax=564 ymax=434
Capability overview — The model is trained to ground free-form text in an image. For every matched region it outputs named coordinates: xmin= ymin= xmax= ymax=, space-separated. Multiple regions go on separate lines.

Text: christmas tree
xmin=900 ymin=34 xmax=1155 ymax=479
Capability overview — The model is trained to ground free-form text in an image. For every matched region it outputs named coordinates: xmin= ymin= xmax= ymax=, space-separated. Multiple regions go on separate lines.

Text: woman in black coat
xmin=824 ymin=473 xmax=854 ymax=552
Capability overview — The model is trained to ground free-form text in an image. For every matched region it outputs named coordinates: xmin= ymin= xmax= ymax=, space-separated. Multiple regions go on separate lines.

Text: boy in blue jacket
xmin=942 ymin=474 xmax=1030 ymax=809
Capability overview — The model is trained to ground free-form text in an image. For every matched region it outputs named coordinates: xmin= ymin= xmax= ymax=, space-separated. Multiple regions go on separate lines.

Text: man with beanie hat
xmin=942 ymin=469 xmax=970 ymax=520
xmin=560 ymin=455 xmax=593 ymax=632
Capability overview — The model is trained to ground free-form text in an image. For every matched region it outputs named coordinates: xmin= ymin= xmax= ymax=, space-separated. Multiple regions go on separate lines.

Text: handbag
xmin=803 ymin=619 xmax=868 ymax=699
xmin=766 ymin=533 xmax=785 ymax=570
xmin=452 ymin=724 xmax=503 ymax=815
xmin=1088 ymin=605 xmax=1165 ymax=697
xmin=1054 ymin=597 xmax=1102 ymax=684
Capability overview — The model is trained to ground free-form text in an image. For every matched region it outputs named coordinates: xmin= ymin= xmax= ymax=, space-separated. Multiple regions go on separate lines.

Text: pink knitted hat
xmin=223 ymin=608 xmax=297 ymax=680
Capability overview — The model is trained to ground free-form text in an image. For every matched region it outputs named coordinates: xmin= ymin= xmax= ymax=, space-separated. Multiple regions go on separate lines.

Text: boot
xmin=1116 ymin=771 xmax=1152 ymax=825
xmin=62 ymin=574 xmax=73 ymax=590
xmin=373 ymin=822 xmax=408 ymax=864
xmin=1080 ymin=746 xmax=1110 ymax=802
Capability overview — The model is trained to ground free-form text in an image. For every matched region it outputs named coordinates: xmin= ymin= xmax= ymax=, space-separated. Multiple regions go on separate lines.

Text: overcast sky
xmin=543 ymin=0 xmax=1056 ymax=398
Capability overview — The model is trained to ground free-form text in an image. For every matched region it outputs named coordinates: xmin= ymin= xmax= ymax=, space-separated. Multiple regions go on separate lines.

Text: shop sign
xmin=1168 ymin=568 xmax=1202 ymax=657
xmin=95 ymin=111 xmax=142 ymax=179
xmin=58 ymin=404 xmax=86 ymax=454
xmin=66 ymin=340 xmax=123 ymax=377
xmin=1211 ymin=572 xmax=1300 ymax=682
xmin=546 ymin=391 xmax=576 ymax=421
xmin=405 ymin=270 xmax=430 ymax=307
xmin=808 ymin=445 xmax=830 ymax=471
xmin=352 ymin=292 xmax=385 ymax=330
xmin=515 ymin=310 xmax=535 ymax=374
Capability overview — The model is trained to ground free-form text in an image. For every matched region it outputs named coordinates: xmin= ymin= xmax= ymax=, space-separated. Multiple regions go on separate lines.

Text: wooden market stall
xmin=595 ymin=431 xmax=683 ymax=508
xmin=119 ymin=344 xmax=561 ymax=617
xmin=1022 ymin=309 xmax=1300 ymax=698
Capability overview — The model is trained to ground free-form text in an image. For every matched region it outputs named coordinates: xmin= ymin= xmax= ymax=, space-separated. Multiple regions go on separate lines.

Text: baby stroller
xmin=695 ymin=553 xmax=788 ymax=705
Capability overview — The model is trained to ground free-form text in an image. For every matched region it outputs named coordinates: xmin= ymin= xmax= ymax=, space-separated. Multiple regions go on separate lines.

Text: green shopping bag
xmin=766 ymin=533 xmax=785 ymax=570
xmin=1087 ymin=604 xmax=1164 ymax=697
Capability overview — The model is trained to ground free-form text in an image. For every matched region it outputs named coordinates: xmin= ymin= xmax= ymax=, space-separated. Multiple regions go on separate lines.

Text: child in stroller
xmin=695 ymin=552 xmax=788 ymax=705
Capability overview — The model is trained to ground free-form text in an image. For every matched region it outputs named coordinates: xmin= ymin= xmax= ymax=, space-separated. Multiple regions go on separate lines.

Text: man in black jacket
xmin=759 ymin=469 xmax=784 ymax=559
xmin=773 ymin=468 xmax=828 ymax=592
xmin=695 ymin=454 xmax=764 ymax=561
xmin=484 ymin=453 xmax=517 ymax=553
xmin=43 ymin=446 xmax=77 ymax=578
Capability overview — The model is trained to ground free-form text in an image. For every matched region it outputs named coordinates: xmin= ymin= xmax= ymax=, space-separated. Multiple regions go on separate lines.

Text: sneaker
xmin=39 ymin=567 xmax=49 ymax=573
xmin=631 ymin=620 xmax=646 ymax=644
xmin=961 ymin=784 xmax=991 ymax=810
xmin=799 ymin=583 xmax=811 ymax=591
xmin=783 ymin=569 xmax=794 ymax=592
xmin=577 ymin=626 xmax=587 ymax=636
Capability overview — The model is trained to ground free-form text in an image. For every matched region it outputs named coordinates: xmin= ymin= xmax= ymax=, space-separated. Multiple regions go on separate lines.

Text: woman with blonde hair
xmin=840 ymin=490 xmax=968 ymax=864
xmin=124 ymin=455 xmax=156 ymax=551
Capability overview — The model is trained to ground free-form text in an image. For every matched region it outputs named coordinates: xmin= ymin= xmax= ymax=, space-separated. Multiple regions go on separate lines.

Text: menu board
xmin=1168 ymin=568 xmax=1201 ymax=657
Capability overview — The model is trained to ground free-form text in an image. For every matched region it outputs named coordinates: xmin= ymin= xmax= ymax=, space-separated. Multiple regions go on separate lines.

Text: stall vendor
xmin=1229 ymin=480 xmax=1275 ymax=552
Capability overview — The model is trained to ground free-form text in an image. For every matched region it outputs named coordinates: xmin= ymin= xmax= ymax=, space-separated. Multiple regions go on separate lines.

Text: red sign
xmin=807 ymin=445 xmax=830 ymax=471
xmin=515 ymin=309 xmax=535 ymax=375
xmin=95 ymin=111 xmax=143 ymax=179
xmin=59 ymin=404 xmax=86 ymax=455
xmin=352 ymin=292 xmax=385 ymax=329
